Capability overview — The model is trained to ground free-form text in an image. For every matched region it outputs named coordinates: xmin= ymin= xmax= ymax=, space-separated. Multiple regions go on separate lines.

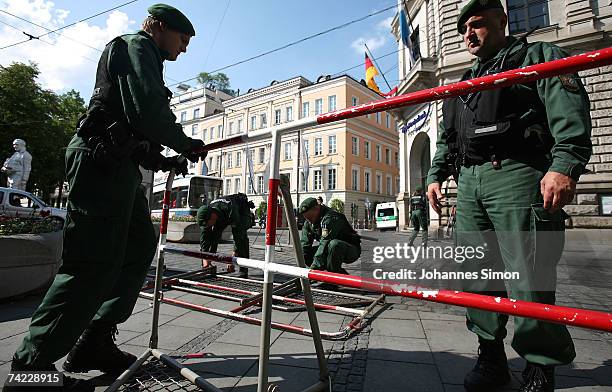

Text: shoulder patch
xmin=558 ymin=74 xmax=580 ymax=93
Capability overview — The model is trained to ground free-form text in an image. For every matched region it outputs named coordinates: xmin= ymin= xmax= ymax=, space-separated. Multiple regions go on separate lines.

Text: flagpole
xmin=364 ymin=43 xmax=393 ymax=92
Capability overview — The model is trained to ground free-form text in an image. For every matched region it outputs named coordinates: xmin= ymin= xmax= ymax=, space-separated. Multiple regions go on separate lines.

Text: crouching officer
xmin=197 ymin=193 xmax=255 ymax=278
xmin=426 ymin=1 xmax=592 ymax=391
xmin=299 ymin=197 xmax=361 ymax=274
xmin=3 ymin=5 xmax=203 ymax=392
xmin=407 ymin=187 xmax=428 ymax=247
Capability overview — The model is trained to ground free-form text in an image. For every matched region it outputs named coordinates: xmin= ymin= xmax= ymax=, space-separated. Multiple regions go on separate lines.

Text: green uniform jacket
xmin=300 ymin=205 xmax=361 ymax=266
xmin=197 ymin=197 xmax=252 ymax=257
xmin=104 ymin=31 xmax=192 ymax=154
xmin=427 ymin=37 xmax=592 ymax=185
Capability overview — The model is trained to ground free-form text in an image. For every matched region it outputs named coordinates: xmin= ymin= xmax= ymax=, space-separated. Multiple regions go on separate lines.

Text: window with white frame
xmin=228 ymin=121 xmax=234 ymax=135
xmin=313 ymin=169 xmax=322 ymax=190
xmin=376 ymin=112 xmax=381 ymax=124
xmin=351 ymin=136 xmax=359 ymax=156
xmin=203 ymin=128 xmax=207 ymax=141
xmin=191 ymin=124 xmax=198 ymax=136
xmin=376 ymin=174 xmax=382 ymax=194
xmin=364 ymin=141 xmax=371 ymax=159
xmin=193 ymin=108 xmax=200 ymax=119
xmin=260 ymin=113 xmax=267 ymax=128
xmin=249 ymin=149 xmax=255 ymax=164
xmin=225 ymin=179 xmax=232 ymax=194
xmin=284 ymin=142 xmax=291 ymax=160
xmin=328 ymin=168 xmax=336 ymax=190
xmin=302 ymin=102 xmax=310 ymax=118
xmin=507 ymin=0 xmax=549 ymax=34
xmin=376 ymin=145 xmax=381 ymax=162
xmin=257 ymin=175 xmax=264 ymax=194
xmin=385 ymin=148 xmax=390 ymax=164
xmin=286 ymin=106 xmax=293 ymax=122
xmin=215 ymin=156 xmax=221 ymax=171
xmin=258 ymin=147 xmax=265 ymax=163
xmin=328 ymin=95 xmax=336 ymax=112
xmin=208 ymin=157 xmax=213 ymax=169
xmin=209 ymin=127 xmax=214 ymax=140
xmin=396 ymin=177 xmax=400 ymax=194
xmin=314 ymin=98 xmax=323 ymax=115
xmin=227 ymin=153 xmax=233 ymax=168
xmin=217 ymin=125 xmax=223 ymax=138
xmin=180 ymin=111 xmax=186 ymax=122
xmin=236 ymin=151 xmax=242 ymax=167
xmin=235 ymin=178 xmax=241 ymax=193
xmin=250 ymin=115 xmax=257 ymax=130
xmin=364 ymin=171 xmax=371 ymax=193
xmin=275 ymin=109 xmax=282 ymax=125
xmin=300 ymin=172 xmax=307 ymax=191
xmin=237 ymin=119 xmax=243 ymax=133
xmin=328 ymin=135 xmax=336 ymax=154
xmin=352 ymin=169 xmax=359 ymax=191
xmin=386 ymin=175 xmax=392 ymax=195
xmin=303 ymin=139 xmax=310 ymax=157
xmin=314 ymin=138 xmax=322 ymax=156
xmin=386 ymin=113 xmax=391 ymax=128
xmin=352 ymin=96 xmax=358 ymax=106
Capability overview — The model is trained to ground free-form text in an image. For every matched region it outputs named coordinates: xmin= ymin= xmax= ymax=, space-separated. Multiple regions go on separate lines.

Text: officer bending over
xmin=299 ymin=197 xmax=361 ymax=274
xmin=197 ymin=193 xmax=255 ymax=278
xmin=3 ymin=5 xmax=204 ymax=392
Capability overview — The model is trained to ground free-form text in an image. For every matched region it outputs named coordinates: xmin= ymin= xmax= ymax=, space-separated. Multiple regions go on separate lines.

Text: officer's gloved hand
xmin=185 ymin=139 xmax=207 ymax=163
xmin=160 ymin=156 xmax=188 ymax=176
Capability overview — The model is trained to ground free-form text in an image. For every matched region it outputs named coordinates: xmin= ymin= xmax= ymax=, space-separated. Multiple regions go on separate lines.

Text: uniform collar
xmin=315 ymin=205 xmax=329 ymax=225
xmin=471 ymin=36 xmax=522 ymax=74
xmin=137 ymin=30 xmax=171 ymax=61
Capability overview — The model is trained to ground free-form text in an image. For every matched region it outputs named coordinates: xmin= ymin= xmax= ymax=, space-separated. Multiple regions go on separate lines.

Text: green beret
xmin=148 ymin=3 xmax=195 ymax=36
xmin=457 ymin=0 xmax=504 ymax=34
xmin=299 ymin=198 xmax=318 ymax=214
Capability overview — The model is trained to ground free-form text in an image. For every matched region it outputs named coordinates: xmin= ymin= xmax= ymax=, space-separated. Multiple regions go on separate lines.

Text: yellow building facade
xmin=175 ymin=75 xmax=399 ymax=221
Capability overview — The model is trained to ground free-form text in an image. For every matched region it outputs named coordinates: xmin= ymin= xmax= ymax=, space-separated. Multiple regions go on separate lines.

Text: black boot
xmin=519 ymin=363 xmax=555 ymax=392
xmin=2 ymin=355 xmax=93 ymax=392
xmin=464 ymin=338 xmax=511 ymax=392
xmin=62 ymin=324 xmax=136 ymax=374
xmin=238 ymin=267 xmax=248 ymax=278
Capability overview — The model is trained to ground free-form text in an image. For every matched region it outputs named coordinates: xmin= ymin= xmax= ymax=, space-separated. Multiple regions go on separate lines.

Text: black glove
xmin=160 ymin=156 xmax=188 ymax=176
xmin=185 ymin=139 xmax=207 ymax=163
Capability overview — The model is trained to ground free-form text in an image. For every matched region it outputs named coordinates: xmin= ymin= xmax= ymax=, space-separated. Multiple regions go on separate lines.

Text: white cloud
xmin=377 ymin=16 xmax=394 ymax=30
xmin=0 ymin=0 xmax=134 ymax=93
xmin=350 ymin=36 xmax=387 ymax=54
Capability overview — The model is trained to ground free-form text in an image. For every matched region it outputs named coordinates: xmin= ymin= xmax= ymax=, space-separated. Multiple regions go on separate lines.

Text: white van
xmin=375 ymin=202 xmax=398 ymax=230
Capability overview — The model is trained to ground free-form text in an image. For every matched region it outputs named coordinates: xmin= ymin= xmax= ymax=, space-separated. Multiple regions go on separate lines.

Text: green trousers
xmin=456 ymin=158 xmax=575 ymax=366
xmin=14 ymin=135 xmax=157 ymax=366
xmin=307 ymin=239 xmax=361 ymax=273
xmin=408 ymin=209 xmax=428 ymax=246
xmin=200 ymin=208 xmax=251 ymax=258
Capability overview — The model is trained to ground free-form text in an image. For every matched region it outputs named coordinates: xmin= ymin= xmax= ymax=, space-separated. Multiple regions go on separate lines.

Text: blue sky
xmin=0 ymin=0 xmax=402 ymax=99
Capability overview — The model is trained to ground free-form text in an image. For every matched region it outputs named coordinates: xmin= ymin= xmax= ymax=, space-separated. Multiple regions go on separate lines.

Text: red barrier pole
xmin=317 ymin=47 xmax=612 ymax=124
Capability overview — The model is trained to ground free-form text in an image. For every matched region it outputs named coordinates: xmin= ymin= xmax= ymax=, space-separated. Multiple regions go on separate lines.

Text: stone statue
xmin=1 ymin=139 xmax=32 ymax=190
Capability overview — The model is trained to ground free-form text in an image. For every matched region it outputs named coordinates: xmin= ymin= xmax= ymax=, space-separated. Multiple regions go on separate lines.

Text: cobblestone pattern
xmin=327 ymin=316 xmax=371 ymax=392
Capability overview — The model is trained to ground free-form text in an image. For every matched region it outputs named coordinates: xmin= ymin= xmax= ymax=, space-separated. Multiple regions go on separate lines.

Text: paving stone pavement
xmin=0 ymin=228 xmax=610 ymax=391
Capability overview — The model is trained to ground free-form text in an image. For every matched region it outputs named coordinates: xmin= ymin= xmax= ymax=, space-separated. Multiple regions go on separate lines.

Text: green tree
xmin=0 ymin=62 xmax=86 ymax=200
xmin=255 ymin=201 xmax=267 ymax=219
xmin=196 ymin=72 xmax=236 ymax=96
xmin=329 ymin=199 xmax=344 ymax=214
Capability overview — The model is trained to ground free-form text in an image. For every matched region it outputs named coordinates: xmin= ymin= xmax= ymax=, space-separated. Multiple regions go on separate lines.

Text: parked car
xmin=0 ymin=187 xmax=67 ymax=223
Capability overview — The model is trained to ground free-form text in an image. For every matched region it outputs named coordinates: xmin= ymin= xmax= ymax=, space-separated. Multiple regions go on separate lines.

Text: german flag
xmin=365 ymin=53 xmax=381 ymax=94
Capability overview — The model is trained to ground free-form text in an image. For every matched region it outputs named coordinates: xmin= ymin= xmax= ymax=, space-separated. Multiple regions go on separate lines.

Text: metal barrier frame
xmin=107 ymin=46 xmax=612 ymax=392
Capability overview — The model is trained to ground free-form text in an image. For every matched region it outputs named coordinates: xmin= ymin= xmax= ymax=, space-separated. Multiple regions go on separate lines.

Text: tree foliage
xmin=255 ymin=201 xmax=267 ymax=219
xmin=0 ymin=62 xmax=86 ymax=200
xmin=329 ymin=199 xmax=344 ymax=214
xmin=196 ymin=72 xmax=236 ymax=96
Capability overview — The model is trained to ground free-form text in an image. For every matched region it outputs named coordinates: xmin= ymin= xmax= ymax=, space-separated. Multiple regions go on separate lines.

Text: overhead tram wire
xmin=0 ymin=0 xmax=139 ymax=51
xmin=202 ymin=0 xmax=231 ymax=70
xmin=167 ymin=2 xmax=399 ymax=87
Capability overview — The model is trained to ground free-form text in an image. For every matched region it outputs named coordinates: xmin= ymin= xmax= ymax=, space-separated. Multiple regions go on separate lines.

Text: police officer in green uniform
xmin=197 ymin=193 xmax=255 ymax=278
xmin=407 ymin=187 xmax=428 ymax=247
xmin=426 ymin=1 xmax=592 ymax=391
xmin=299 ymin=197 xmax=361 ymax=274
xmin=3 ymin=5 xmax=203 ymax=392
